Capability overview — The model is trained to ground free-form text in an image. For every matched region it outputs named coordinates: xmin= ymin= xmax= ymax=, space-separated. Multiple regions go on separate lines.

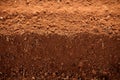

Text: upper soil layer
xmin=0 ymin=0 xmax=120 ymax=36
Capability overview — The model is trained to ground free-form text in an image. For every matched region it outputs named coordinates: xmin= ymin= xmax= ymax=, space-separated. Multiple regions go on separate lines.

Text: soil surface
xmin=0 ymin=0 xmax=120 ymax=80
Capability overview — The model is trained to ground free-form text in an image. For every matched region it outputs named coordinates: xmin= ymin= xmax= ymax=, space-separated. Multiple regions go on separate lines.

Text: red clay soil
xmin=0 ymin=0 xmax=120 ymax=80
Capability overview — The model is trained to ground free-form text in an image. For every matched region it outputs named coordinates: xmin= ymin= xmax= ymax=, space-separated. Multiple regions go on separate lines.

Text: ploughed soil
xmin=0 ymin=0 xmax=120 ymax=80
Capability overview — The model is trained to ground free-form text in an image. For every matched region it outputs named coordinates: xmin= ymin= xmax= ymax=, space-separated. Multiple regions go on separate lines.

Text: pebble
xmin=32 ymin=76 xmax=35 ymax=80
xmin=0 ymin=17 xmax=3 ymax=20
xmin=0 ymin=72 xmax=2 ymax=74
xmin=78 ymin=62 xmax=83 ymax=68
xmin=92 ymin=69 xmax=97 ymax=75
xmin=52 ymin=72 xmax=56 ymax=77
xmin=66 ymin=76 xmax=69 ymax=79
xmin=72 ymin=78 xmax=77 ymax=80
xmin=44 ymin=72 xmax=48 ymax=76
xmin=102 ymin=71 xmax=108 ymax=75
xmin=61 ymin=62 xmax=64 ymax=66
xmin=61 ymin=73 xmax=65 ymax=77
xmin=6 ymin=37 xmax=9 ymax=42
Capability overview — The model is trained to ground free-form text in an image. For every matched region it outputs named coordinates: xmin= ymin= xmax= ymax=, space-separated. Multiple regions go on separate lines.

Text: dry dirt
xmin=0 ymin=0 xmax=120 ymax=80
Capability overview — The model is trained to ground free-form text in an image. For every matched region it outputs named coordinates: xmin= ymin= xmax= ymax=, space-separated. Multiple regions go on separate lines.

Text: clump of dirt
xmin=0 ymin=0 xmax=120 ymax=80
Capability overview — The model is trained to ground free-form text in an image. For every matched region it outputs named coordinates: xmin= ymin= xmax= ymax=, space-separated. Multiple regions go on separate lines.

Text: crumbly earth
xmin=0 ymin=0 xmax=120 ymax=80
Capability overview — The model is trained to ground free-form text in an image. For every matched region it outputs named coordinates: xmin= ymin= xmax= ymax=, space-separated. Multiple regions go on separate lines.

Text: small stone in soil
xmin=61 ymin=73 xmax=65 ymax=77
xmin=0 ymin=72 xmax=2 ymax=74
xmin=44 ymin=72 xmax=48 ymax=76
xmin=0 ymin=17 xmax=3 ymax=20
xmin=32 ymin=76 xmax=35 ymax=80
xmin=92 ymin=69 xmax=97 ymax=75
xmin=72 ymin=78 xmax=78 ymax=80
xmin=78 ymin=62 xmax=83 ymax=68
xmin=52 ymin=72 xmax=56 ymax=77
xmin=66 ymin=76 xmax=69 ymax=79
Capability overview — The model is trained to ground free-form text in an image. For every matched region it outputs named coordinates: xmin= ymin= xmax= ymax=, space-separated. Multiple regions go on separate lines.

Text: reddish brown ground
xmin=0 ymin=0 xmax=120 ymax=80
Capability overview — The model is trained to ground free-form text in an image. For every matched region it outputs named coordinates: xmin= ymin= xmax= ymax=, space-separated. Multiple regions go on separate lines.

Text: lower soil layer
xmin=0 ymin=33 xmax=120 ymax=80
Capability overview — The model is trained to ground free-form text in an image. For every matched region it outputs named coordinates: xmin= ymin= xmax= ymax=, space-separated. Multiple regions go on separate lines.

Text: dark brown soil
xmin=0 ymin=0 xmax=120 ymax=80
